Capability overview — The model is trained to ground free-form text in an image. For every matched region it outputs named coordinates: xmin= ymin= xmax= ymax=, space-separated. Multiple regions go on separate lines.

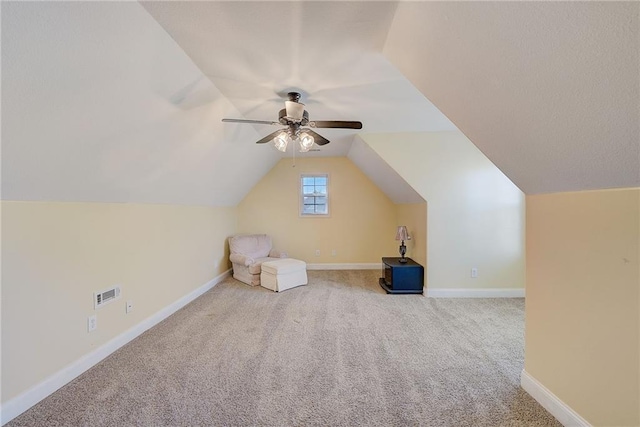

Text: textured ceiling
xmin=2 ymin=1 xmax=452 ymax=205
xmin=141 ymin=1 xmax=455 ymax=158
xmin=348 ymin=136 xmax=425 ymax=204
xmin=3 ymin=1 xmax=636 ymax=206
xmin=2 ymin=1 xmax=281 ymax=206
xmin=384 ymin=1 xmax=639 ymax=194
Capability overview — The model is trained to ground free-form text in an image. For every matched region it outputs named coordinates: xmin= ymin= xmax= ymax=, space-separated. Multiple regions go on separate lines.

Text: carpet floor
xmin=8 ymin=270 xmax=560 ymax=426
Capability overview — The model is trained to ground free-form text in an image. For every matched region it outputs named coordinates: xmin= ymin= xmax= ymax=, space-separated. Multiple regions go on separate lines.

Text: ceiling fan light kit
xmin=274 ymin=132 xmax=291 ymax=152
xmin=222 ymin=91 xmax=362 ymax=152
xmin=272 ymin=129 xmax=315 ymax=153
xmin=298 ymin=132 xmax=314 ymax=152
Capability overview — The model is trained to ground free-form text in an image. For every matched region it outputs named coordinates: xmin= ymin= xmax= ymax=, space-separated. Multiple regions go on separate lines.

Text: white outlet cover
xmin=88 ymin=315 xmax=97 ymax=332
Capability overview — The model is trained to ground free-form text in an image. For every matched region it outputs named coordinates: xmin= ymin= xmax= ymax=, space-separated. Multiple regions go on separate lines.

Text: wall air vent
xmin=94 ymin=286 xmax=121 ymax=309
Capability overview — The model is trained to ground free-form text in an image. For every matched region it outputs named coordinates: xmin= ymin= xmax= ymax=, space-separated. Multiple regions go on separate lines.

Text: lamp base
xmin=398 ymin=241 xmax=407 ymax=263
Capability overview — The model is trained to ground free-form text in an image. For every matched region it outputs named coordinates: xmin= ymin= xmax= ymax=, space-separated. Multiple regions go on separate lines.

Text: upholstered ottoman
xmin=260 ymin=259 xmax=308 ymax=292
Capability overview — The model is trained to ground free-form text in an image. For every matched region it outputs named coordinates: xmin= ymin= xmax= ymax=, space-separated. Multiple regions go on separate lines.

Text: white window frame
xmin=300 ymin=174 xmax=330 ymax=217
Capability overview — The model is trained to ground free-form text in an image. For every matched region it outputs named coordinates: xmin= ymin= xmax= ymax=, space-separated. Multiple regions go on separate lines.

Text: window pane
xmin=301 ymin=174 xmax=329 ymax=216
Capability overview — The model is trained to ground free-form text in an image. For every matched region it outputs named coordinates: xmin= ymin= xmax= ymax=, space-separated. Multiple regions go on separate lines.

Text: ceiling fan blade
xmin=305 ymin=129 xmax=330 ymax=146
xmin=309 ymin=120 xmax=362 ymax=129
xmin=256 ymin=129 xmax=285 ymax=144
xmin=222 ymin=118 xmax=279 ymax=125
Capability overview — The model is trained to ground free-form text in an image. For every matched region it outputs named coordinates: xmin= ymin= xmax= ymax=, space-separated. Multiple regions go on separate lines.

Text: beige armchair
xmin=229 ymin=234 xmax=288 ymax=286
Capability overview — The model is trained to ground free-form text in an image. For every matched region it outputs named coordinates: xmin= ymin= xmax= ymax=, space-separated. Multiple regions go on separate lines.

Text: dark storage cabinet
xmin=379 ymin=257 xmax=424 ymax=294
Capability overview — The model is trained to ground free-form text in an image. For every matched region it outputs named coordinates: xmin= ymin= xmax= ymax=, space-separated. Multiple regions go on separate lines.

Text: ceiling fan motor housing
xmin=279 ymin=108 xmax=309 ymax=126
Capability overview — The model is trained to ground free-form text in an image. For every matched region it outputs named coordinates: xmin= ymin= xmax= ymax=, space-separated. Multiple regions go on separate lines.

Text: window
xmin=300 ymin=174 xmax=329 ymax=216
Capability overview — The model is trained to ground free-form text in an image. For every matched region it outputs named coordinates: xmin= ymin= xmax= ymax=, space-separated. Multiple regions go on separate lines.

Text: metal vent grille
xmin=94 ymin=286 xmax=121 ymax=309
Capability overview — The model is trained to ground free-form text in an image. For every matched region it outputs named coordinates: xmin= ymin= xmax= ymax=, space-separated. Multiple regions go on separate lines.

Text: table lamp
xmin=395 ymin=226 xmax=411 ymax=263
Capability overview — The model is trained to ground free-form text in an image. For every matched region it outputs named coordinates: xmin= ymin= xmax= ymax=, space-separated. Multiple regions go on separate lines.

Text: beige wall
xmin=1 ymin=201 xmax=237 ymax=403
xmin=237 ymin=157 xmax=400 ymax=263
xmin=396 ymin=203 xmax=427 ymax=268
xmin=362 ymin=132 xmax=525 ymax=290
xmin=525 ymin=188 xmax=640 ymax=426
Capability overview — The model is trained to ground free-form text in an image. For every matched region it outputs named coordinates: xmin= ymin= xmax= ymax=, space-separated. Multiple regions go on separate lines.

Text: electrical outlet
xmin=126 ymin=300 xmax=133 ymax=314
xmin=315 ymin=249 xmax=320 ymax=256
xmin=88 ymin=315 xmax=97 ymax=332
xmin=471 ymin=268 xmax=478 ymax=278
xmin=331 ymin=249 xmax=337 ymax=256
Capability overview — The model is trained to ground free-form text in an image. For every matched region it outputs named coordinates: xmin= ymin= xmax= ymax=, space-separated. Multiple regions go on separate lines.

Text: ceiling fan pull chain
xmin=292 ymin=137 xmax=296 ymax=168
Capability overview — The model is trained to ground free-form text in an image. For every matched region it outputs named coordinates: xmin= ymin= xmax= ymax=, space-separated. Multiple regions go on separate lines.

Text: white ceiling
xmin=2 ymin=1 xmax=452 ymax=205
xmin=384 ymin=1 xmax=639 ymax=194
xmin=2 ymin=1 xmax=637 ymax=206
xmin=348 ymin=136 xmax=425 ymax=204
xmin=2 ymin=1 xmax=281 ymax=206
xmin=141 ymin=1 xmax=455 ymax=157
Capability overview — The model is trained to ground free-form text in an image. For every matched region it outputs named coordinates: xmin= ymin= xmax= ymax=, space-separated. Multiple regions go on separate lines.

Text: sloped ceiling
xmin=348 ymin=136 xmax=424 ymax=204
xmin=383 ymin=1 xmax=639 ymax=194
xmin=2 ymin=1 xmax=453 ymax=206
xmin=2 ymin=1 xmax=281 ymax=206
xmin=3 ymin=1 xmax=636 ymax=206
xmin=140 ymin=1 xmax=455 ymax=156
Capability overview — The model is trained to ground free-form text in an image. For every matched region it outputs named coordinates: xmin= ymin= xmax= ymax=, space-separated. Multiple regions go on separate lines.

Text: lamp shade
xmin=273 ymin=132 xmax=290 ymax=152
xmin=298 ymin=131 xmax=314 ymax=152
xmin=395 ymin=226 xmax=409 ymax=241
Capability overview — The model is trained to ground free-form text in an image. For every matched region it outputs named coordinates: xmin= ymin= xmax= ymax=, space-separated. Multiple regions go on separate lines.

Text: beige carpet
xmin=8 ymin=270 xmax=560 ymax=426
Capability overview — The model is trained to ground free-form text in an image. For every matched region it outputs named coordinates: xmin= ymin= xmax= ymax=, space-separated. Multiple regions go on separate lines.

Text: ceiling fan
xmin=222 ymin=92 xmax=363 ymax=152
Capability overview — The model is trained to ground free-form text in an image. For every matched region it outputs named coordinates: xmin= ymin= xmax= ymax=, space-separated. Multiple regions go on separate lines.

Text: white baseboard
xmin=521 ymin=370 xmax=591 ymax=427
xmin=426 ymin=288 xmax=525 ymax=298
xmin=0 ymin=270 xmax=231 ymax=426
xmin=306 ymin=263 xmax=382 ymax=270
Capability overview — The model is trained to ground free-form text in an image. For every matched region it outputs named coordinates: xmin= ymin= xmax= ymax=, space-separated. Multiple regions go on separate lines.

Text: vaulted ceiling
xmin=2 ymin=2 xmax=637 ymax=206
xmin=384 ymin=1 xmax=639 ymax=194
